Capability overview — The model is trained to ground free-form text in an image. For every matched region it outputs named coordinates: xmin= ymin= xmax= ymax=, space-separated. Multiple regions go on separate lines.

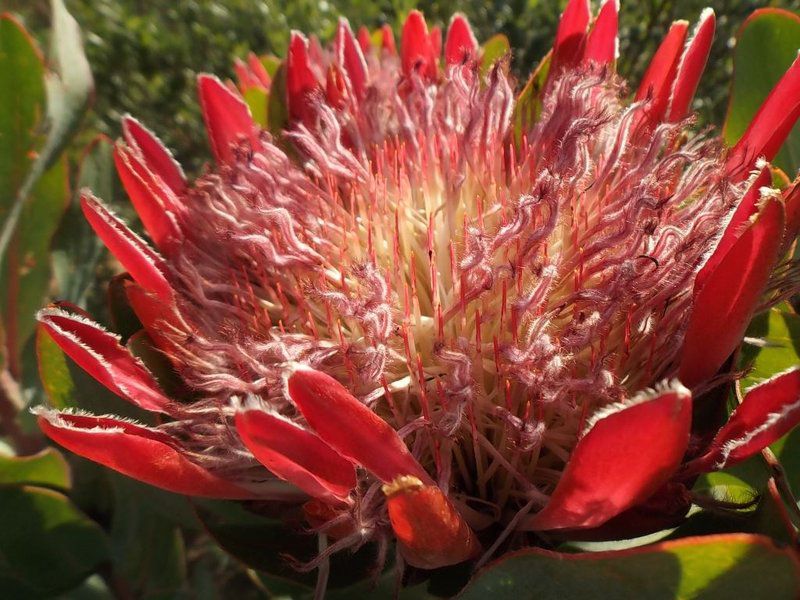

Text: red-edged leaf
xmin=37 ymin=307 xmax=173 ymax=414
xmin=197 ymin=74 xmax=259 ymax=164
xmin=80 ymin=193 xmax=173 ymax=302
xmin=36 ymin=409 xmax=253 ymax=498
xmin=401 ymin=10 xmax=437 ymax=80
xmin=235 ymin=405 xmax=356 ymax=504
xmin=286 ymin=32 xmax=320 ymax=124
xmin=335 ymin=18 xmax=368 ymax=100
xmin=445 ymin=14 xmax=478 ymax=66
xmin=694 ymin=164 xmax=771 ymax=295
xmin=121 ymin=115 xmax=186 ymax=195
xmin=460 ymin=534 xmax=800 ymax=599
xmin=113 ymin=144 xmax=181 ymax=251
xmin=680 ymin=197 xmax=785 ymax=388
xmin=552 ymin=0 xmax=590 ymax=71
xmin=727 ymin=53 xmax=800 ymax=180
xmin=635 ymin=21 xmax=689 ymax=125
xmin=583 ymin=0 xmax=618 ymax=65
xmin=384 ymin=476 xmax=479 ymax=569
xmin=667 ymin=9 xmax=715 ymax=122
xmin=685 ymin=367 xmax=800 ymax=473
xmin=286 ymin=365 xmax=432 ymax=485
xmin=523 ymin=384 xmax=692 ymax=531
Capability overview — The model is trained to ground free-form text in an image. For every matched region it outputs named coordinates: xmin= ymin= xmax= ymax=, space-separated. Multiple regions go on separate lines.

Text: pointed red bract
xmin=121 ymin=115 xmax=186 ymax=195
xmin=401 ymin=10 xmax=437 ymax=80
xmin=234 ymin=58 xmax=254 ymax=91
xmin=552 ymin=0 xmax=591 ymax=70
xmin=335 ymin=18 xmax=368 ymax=100
xmin=429 ymin=26 xmax=442 ymax=60
xmin=124 ymin=282 xmax=185 ymax=359
xmin=727 ymin=54 xmax=800 ymax=180
xmin=80 ymin=193 xmax=173 ymax=302
xmin=680 ymin=197 xmax=785 ymax=388
xmin=384 ymin=476 xmax=480 ymax=569
xmin=38 ymin=308 xmax=173 ymax=414
xmin=524 ymin=386 xmax=692 ymax=531
xmin=114 ymin=144 xmax=182 ymax=252
xmin=685 ymin=368 xmax=800 ymax=473
xmin=36 ymin=410 xmax=254 ymax=498
xmin=444 ymin=14 xmax=478 ymax=66
xmin=247 ymin=53 xmax=271 ymax=88
xmin=583 ymin=0 xmax=618 ymax=65
xmin=325 ymin=64 xmax=347 ymax=108
xmin=694 ymin=165 xmax=771 ymax=295
xmin=357 ymin=26 xmax=371 ymax=54
xmin=236 ymin=406 xmax=356 ymax=504
xmin=197 ymin=74 xmax=259 ymax=164
xmin=381 ymin=24 xmax=396 ymax=55
xmin=287 ymin=32 xmax=320 ymax=124
xmin=635 ymin=21 xmax=689 ymax=125
xmin=667 ymin=9 xmax=715 ymax=122
xmin=286 ymin=366 xmax=433 ymax=485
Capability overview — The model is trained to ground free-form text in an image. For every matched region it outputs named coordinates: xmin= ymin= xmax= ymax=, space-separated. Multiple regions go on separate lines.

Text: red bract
xmin=36 ymin=0 xmax=800 ymax=579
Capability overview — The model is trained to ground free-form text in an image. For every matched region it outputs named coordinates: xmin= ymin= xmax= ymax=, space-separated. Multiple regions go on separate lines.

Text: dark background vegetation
xmin=7 ymin=0 xmax=798 ymax=173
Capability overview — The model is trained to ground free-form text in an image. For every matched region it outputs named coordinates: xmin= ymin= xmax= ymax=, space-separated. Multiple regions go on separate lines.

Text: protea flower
xmin=35 ymin=0 xmax=800 ymax=580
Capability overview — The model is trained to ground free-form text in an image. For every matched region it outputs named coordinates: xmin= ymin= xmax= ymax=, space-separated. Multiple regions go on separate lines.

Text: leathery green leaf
xmin=723 ymin=9 xmax=800 ymax=175
xmin=460 ymin=534 xmax=800 ymax=599
xmin=0 ymin=446 xmax=70 ymax=489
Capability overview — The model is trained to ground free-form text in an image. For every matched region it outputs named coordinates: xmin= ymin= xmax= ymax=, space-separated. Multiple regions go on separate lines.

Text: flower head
xmin=36 ymin=1 xmax=800 ymax=573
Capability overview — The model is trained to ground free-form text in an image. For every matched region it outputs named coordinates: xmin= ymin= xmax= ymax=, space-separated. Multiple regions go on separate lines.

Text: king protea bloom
xmin=35 ymin=0 xmax=800 ymax=574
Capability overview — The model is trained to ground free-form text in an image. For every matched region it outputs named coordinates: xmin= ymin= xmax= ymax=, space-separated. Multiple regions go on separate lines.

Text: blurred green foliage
xmin=7 ymin=0 xmax=798 ymax=174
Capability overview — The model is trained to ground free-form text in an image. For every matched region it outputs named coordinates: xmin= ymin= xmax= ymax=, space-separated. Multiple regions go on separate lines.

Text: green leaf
xmin=0 ymin=485 xmax=109 ymax=597
xmin=736 ymin=305 xmax=800 ymax=495
xmin=259 ymin=55 xmax=282 ymax=78
xmin=739 ymin=307 xmax=800 ymax=390
xmin=0 ymin=156 xmax=69 ymax=374
xmin=0 ymin=447 xmax=70 ymax=489
xmin=480 ymin=34 xmax=510 ymax=78
xmin=194 ymin=499 xmax=380 ymax=591
xmin=35 ymin=321 xmax=77 ymax=410
xmin=0 ymin=14 xmax=47 ymax=370
xmin=0 ymin=14 xmax=45 ymax=224
xmin=109 ymin=476 xmax=187 ymax=599
xmin=266 ymin=62 xmax=289 ymax=136
xmin=723 ymin=9 xmax=800 ymax=175
xmin=194 ymin=499 xmax=317 ymax=587
xmin=512 ymin=50 xmax=552 ymax=145
xmin=41 ymin=0 xmax=95 ymax=169
xmin=771 ymin=427 xmax=800 ymax=498
xmin=0 ymin=0 xmax=93 ymax=298
xmin=460 ymin=534 xmax=800 ymax=599
xmin=686 ymin=307 xmax=800 ymax=536
xmin=51 ymin=136 xmax=116 ymax=309
xmin=243 ymin=86 xmax=269 ymax=128
xmin=58 ymin=574 xmax=112 ymax=600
